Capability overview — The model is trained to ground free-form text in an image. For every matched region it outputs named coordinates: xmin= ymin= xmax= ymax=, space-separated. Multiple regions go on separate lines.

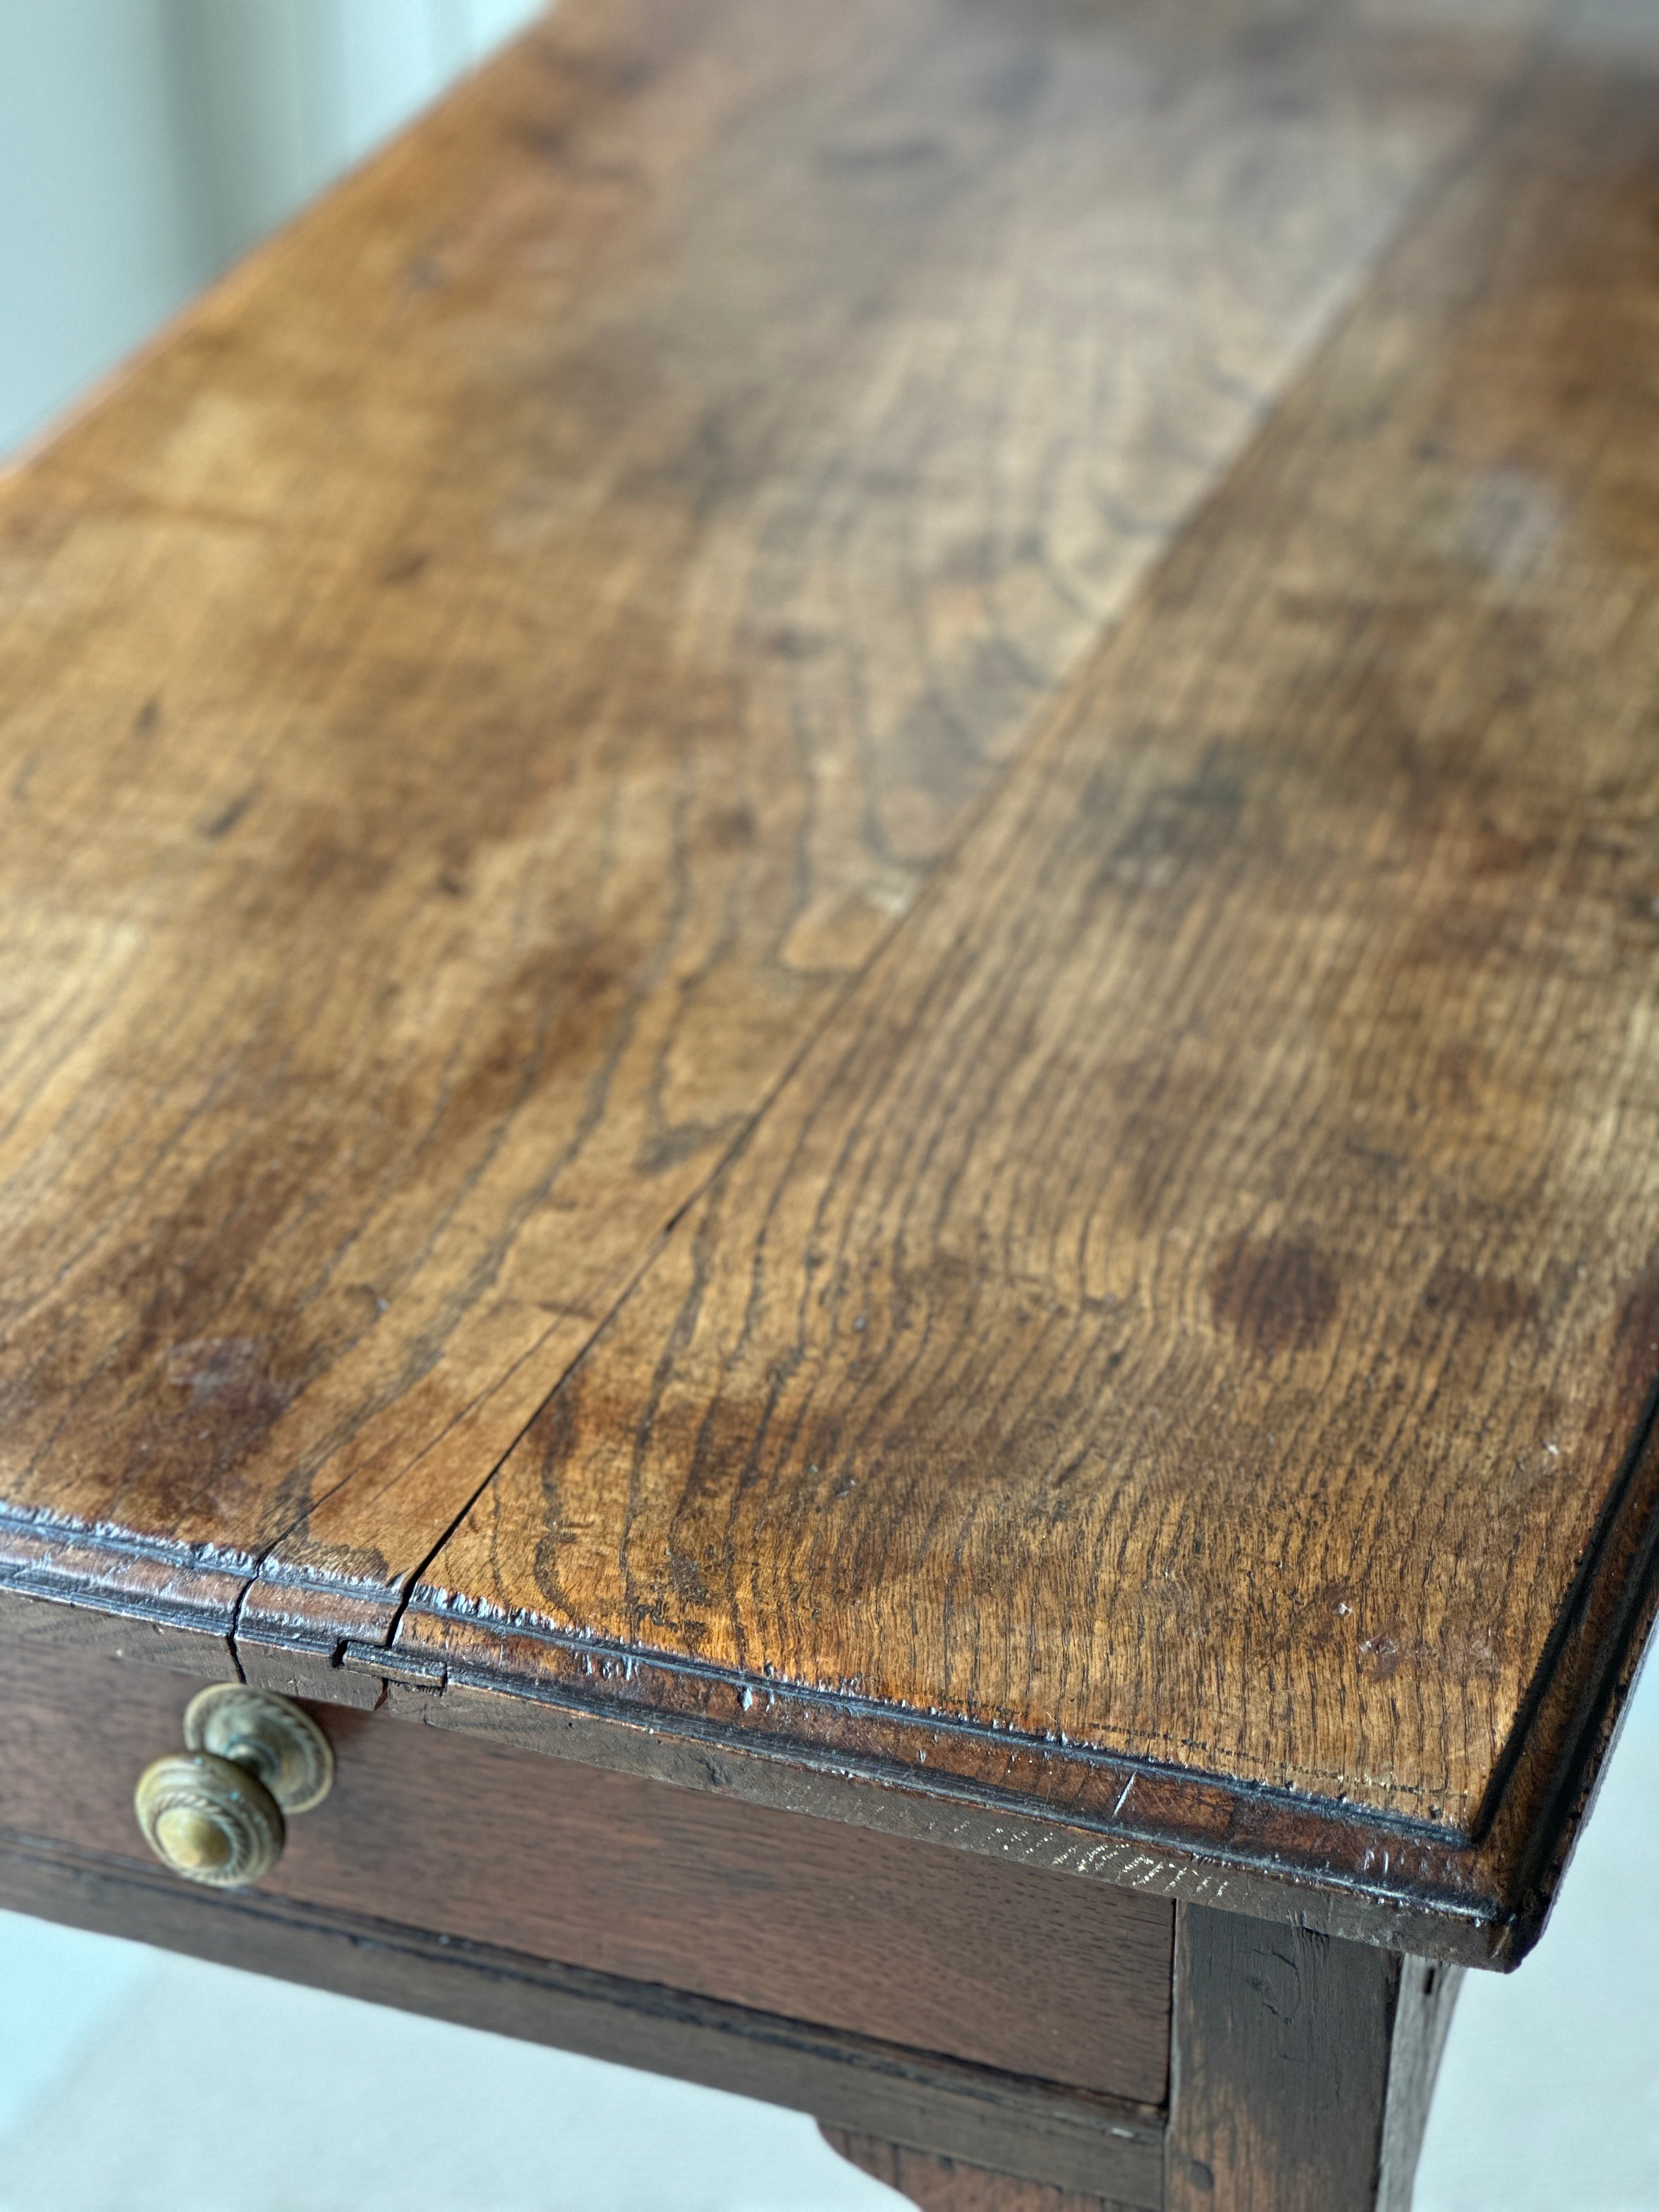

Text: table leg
xmin=822 ymin=1904 xmax=1460 ymax=2211
xmin=1166 ymin=1905 xmax=1462 ymax=2211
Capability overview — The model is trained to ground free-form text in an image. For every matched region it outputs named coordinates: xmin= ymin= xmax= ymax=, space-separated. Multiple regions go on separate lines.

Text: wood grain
xmin=1161 ymin=1909 xmax=1457 ymax=2210
xmin=1377 ymin=1957 xmax=1464 ymax=2212
xmin=0 ymin=1633 xmax=1173 ymax=2104
xmin=0 ymin=1835 xmax=1164 ymax=2206
xmin=0 ymin=0 xmax=1528 ymax=1657
xmin=822 ymin=2129 xmax=1132 ymax=2212
xmin=1165 ymin=1907 xmax=1403 ymax=2212
xmin=400 ymin=50 xmax=1659 ymax=1950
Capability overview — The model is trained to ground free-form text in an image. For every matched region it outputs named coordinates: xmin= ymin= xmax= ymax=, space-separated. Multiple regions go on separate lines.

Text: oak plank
xmin=402 ymin=51 xmax=1659 ymax=1950
xmin=0 ymin=0 xmax=1531 ymax=1655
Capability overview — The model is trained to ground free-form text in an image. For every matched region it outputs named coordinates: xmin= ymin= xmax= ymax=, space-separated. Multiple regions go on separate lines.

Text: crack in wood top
xmin=2 ymin=0 xmax=1653 ymax=1957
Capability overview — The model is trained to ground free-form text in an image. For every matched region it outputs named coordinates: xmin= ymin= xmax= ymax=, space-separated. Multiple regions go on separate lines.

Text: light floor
xmin=1 ymin=1657 xmax=1655 ymax=2212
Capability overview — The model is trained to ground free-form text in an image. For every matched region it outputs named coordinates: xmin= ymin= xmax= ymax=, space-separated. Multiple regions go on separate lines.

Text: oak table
xmin=4 ymin=3 xmax=1658 ymax=2205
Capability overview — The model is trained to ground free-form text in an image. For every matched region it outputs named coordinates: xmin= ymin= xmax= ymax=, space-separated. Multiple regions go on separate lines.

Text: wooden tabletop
xmin=3 ymin=0 xmax=1656 ymax=1968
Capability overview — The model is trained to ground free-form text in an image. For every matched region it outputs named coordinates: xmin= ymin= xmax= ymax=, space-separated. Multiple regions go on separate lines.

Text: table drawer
xmin=0 ymin=1627 xmax=1172 ymax=2111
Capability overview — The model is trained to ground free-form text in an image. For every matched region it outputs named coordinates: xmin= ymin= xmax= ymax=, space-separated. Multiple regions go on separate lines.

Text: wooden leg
xmin=820 ymin=2128 xmax=1131 ymax=2210
xmin=1166 ymin=1905 xmax=1463 ymax=2212
xmin=824 ymin=1904 xmax=1460 ymax=2211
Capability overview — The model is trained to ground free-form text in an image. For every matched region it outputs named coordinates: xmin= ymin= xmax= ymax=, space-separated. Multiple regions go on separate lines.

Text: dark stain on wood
xmin=1209 ymin=1235 xmax=1340 ymax=1359
xmin=1 ymin=0 xmax=1651 ymax=1976
xmin=392 ymin=55 xmax=1659 ymax=1957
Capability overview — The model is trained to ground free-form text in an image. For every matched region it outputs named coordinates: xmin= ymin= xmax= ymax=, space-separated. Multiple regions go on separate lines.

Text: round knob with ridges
xmin=134 ymin=1750 xmax=285 ymax=1887
xmin=134 ymin=1686 xmax=333 ymax=1887
xmin=183 ymin=1684 xmax=334 ymax=1813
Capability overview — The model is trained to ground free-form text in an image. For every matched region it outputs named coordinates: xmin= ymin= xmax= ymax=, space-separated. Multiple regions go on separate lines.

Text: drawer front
xmin=0 ymin=1630 xmax=1172 ymax=2107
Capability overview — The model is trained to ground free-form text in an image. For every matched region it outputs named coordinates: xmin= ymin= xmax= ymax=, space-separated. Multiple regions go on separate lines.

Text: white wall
xmin=0 ymin=0 xmax=206 ymax=456
xmin=172 ymin=0 xmax=546 ymax=271
xmin=0 ymin=0 xmax=544 ymax=456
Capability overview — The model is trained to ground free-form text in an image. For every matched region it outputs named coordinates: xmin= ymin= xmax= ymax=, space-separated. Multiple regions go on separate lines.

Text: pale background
xmin=1 ymin=0 xmax=545 ymax=455
xmin=2 ymin=5 xmax=1657 ymax=2204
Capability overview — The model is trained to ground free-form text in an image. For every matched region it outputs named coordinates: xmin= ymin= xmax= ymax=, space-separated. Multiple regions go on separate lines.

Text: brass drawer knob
xmin=134 ymin=1752 xmax=284 ymax=1886
xmin=135 ymin=1686 xmax=334 ymax=1888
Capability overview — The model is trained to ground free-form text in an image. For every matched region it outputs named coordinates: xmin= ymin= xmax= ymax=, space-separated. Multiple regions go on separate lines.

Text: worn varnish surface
xmin=400 ymin=55 xmax=1659 ymax=1946
xmin=2 ymin=0 xmax=1654 ymax=1955
xmin=0 ymin=0 xmax=1523 ymax=1623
